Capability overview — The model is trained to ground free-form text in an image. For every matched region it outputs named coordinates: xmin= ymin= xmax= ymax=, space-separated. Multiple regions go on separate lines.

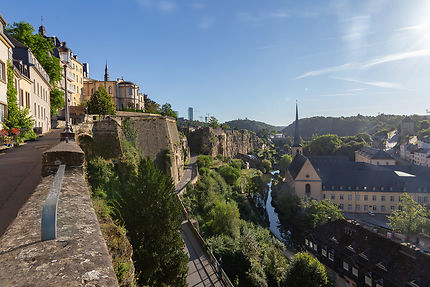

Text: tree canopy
xmin=388 ymin=193 xmax=428 ymax=235
xmin=87 ymin=86 xmax=116 ymax=116
xmin=160 ymin=103 xmax=177 ymax=119
xmin=283 ymin=252 xmax=331 ymax=287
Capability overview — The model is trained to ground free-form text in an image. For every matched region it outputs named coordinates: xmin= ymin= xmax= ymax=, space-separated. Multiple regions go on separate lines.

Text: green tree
xmin=144 ymin=96 xmax=161 ymax=114
xmin=4 ymin=62 xmax=34 ymax=141
xmin=116 ymin=157 xmax=188 ymax=286
xmin=197 ymin=155 xmax=213 ymax=169
xmin=305 ymin=134 xmax=341 ymax=155
xmin=388 ymin=193 xmax=428 ymax=236
xmin=260 ymin=159 xmax=272 ymax=173
xmin=206 ymin=199 xmax=241 ymax=237
xmin=209 ymin=116 xmax=220 ymax=128
xmin=218 ymin=165 xmax=241 ymax=185
xmin=304 ymin=200 xmax=344 ymax=228
xmin=50 ymin=88 xmax=65 ymax=116
xmin=282 ymin=252 xmax=330 ymax=287
xmin=161 ymin=103 xmax=177 ymax=119
xmin=278 ymin=155 xmax=292 ymax=173
xmin=87 ymin=86 xmax=116 ymax=116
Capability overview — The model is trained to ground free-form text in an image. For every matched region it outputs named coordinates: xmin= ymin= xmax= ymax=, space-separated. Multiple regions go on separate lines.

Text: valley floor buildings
xmin=286 ymin=105 xmax=430 ymax=215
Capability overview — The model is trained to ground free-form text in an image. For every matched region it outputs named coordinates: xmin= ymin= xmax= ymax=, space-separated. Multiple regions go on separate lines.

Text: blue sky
xmin=3 ymin=0 xmax=430 ymax=126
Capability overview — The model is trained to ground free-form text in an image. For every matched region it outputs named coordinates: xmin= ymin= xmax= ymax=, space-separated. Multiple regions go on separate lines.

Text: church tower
xmin=291 ymin=102 xmax=303 ymax=158
xmin=38 ymin=16 xmax=47 ymax=37
xmin=104 ymin=61 xmax=110 ymax=81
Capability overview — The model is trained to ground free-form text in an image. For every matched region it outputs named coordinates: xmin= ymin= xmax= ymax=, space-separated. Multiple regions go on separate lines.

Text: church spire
xmin=38 ymin=16 xmax=47 ymax=37
xmin=293 ymin=101 xmax=301 ymax=147
xmin=291 ymin=101 xmax=303 ymax=158
xmin=104 ymin=61 xmax=109 ymax=81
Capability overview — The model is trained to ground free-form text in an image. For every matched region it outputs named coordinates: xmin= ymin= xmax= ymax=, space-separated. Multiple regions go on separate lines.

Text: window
xmin=0 ymin=103 xmax=5 ymax=122
xmin=343 ymin=261 xmax=349 ymax=271
xmin=381 ymin=205 xmax=386 ymax=212
xmin=391 ymin=205 xmax=395 ymax=210
xmin=331 ymin=194 xmax=335 ymax=200
xmin=108 ymin=86 xmax=112 ymax=94
xmin=348 ymin=194 xmax=352 ymax=201
xmin=0 ymin=60 xmax=5 ymax=81
xmin=356 ymin=205 xmax=360 ymax=211
xmin=20 ymin=90 xmax=24 ymax=107
xmin=34 ymin=103 xmax=36 ymax=116
xmin=313 ymin=243 xmax=317 ymax=251
xmin=364 ymin=195 xmax=368 ymax=201
xmin=305 ymin=239 xmax=309 ymax=246
xmin=129 ymin=87 xmax=133 ymax=95
xmin=340 ymin=204 xmax=344 ymax=210
xmin=348 ymin=204 xmax=352 ymax=211
xmin=323 ymin=194 xmax=326 ymax=199
xmin=364 ymin=205 xmax=368 ymax=211
xmin=322 ymin=249 xmax=327 ymax=257
xmin=305 ymin=184 xmax=311 ymax=197
xmin=352 ymin=267 xmax=358 ymax=277
xmin=340 ymin=194 xmax=344 ymax=200
xmin=372 ymin=195 xmax=377 ymax=201
xmin=373 ymin=205 xmax=377 ymax=211
xmin=365 ymin=274 xmax=372 ymax=286
xmin=390 ymin=196 xmax=395 ymax=202
xmin=356 ymin=195 xmax=360 ymax=201
xmin=381 ymin=196 xmax=385 ymax=201
xmin=328 ymin=250 xmax=334 ymax=261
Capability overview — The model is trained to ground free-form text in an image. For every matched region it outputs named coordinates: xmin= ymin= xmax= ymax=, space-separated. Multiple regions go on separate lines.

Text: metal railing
xmin=41 ymin=165 xmax=66 ymax=241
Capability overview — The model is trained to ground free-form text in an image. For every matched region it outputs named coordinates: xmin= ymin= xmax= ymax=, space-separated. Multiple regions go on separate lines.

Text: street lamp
xmin=58 ymin=42 xmax=73 ymax=137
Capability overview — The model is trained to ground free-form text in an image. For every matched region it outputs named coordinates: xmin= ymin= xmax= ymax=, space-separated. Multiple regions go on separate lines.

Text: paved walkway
xmin=176 ymin=155 xmax=224 ymax=287
xmin=0 ymin=129 xmax=61 ymax=236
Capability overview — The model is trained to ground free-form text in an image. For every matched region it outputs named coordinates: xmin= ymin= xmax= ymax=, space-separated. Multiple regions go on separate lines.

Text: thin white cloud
xmin=297 ymin=49 xmax=430 ymax=79
xmin=394 ymin=25 xmax=428 ymax=32
xmin=362 ymin=49 xmax=430 ymax=68
xmin=332 ymin=77 xmax=402 ymax=89
xmin=159 ymin=1 xmax=176 ymax=13
xmin=321 ymin=92 xmax=361 ymax=97
xmin=295 ymin=63 xmax=355 ymax=79
xmin=267 ymin=10 xmax=289 ymax=18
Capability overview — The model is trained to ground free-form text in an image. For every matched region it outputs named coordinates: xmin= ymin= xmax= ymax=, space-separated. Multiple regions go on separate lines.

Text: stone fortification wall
xmin=186 ymin=127 xmax=260 ymax=158
xmin=92 ymin=113 xmax=190 ymax=184
xmin=0 ymin=144 xmax=118 ymax=286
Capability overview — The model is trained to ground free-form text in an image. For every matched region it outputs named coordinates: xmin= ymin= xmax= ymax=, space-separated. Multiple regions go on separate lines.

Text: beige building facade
xmin=0 ymin=14 xmax=13 ymax=129
xmin=83 ymin=65 xmax=144 ymax=111
xmin=354 ymin=147 xmax=396 ymax=166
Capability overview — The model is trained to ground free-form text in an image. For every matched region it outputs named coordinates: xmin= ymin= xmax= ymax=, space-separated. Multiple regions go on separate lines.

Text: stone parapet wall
xmin=0 ymin=169 xmax=118 ymax=287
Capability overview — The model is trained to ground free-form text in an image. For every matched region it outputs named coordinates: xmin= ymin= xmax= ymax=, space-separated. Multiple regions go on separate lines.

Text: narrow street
xmin=0 ymin=129 xmax=61 ymax=236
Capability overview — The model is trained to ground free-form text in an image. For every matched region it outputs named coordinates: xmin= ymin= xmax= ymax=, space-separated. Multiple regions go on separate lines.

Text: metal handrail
xmin=41 ymin=165 xmax=66 ymax=241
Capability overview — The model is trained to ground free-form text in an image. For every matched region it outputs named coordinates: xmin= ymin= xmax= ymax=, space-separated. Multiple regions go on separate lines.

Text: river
xmin=265 ymin=171 xmax=286 ymax=241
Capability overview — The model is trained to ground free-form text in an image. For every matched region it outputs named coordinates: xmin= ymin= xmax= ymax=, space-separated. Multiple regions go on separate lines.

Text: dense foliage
xmin=184 ymin=156 xmax=331 ymax=287
xmin=282 ymin=114 xmax=427 ymax=140
xmin=388 ymin=193 xmax=429 ymax=235
xmin=161 ymin=103 xmax=177 ymax=119
xmin=87 ymin=86 xmax=116 ymax=116
xmin=226 ymin=119 xmax=282 ymax=135
xmin=144 ymin=96 xmax=161 ymax=114
xmin=304 ymin=133 xmax=372 ymax=160
xmin=4 ymin=62 xmax=35 ymax=142
xmin=86 ymin=132 xmax=188 ymax=286
xmin=283 ymin=252 xmax=331 ymax=287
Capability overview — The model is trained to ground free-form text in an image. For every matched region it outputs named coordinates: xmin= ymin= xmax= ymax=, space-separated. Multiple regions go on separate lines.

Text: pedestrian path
xmin=176 ymin=155 xmax=225 ymax=287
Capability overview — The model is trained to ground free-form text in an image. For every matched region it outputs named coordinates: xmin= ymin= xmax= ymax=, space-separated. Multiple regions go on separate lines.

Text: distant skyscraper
xmin=188 ymin=107 xmax=193 ymax=121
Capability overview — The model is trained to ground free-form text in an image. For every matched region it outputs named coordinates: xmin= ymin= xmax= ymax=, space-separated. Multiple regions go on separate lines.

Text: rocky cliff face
xmin=91 ymin=114 xmax=189 ymax=185
xmin=185 ymin=127 xmax=260 ymax=158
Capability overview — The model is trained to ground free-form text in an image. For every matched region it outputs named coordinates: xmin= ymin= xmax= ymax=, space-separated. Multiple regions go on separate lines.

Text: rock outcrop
xmin=185 ymin=127 xmax=260 ymax=158
xmin=91 ymin=113 xmax=190 ymax=185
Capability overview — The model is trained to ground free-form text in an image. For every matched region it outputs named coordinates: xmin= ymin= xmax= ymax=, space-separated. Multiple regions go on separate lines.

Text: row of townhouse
xmin=400 ymin=137 xmax=430 ymax=167
xmin=0 ymin=13 xmax=50 ymax=133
